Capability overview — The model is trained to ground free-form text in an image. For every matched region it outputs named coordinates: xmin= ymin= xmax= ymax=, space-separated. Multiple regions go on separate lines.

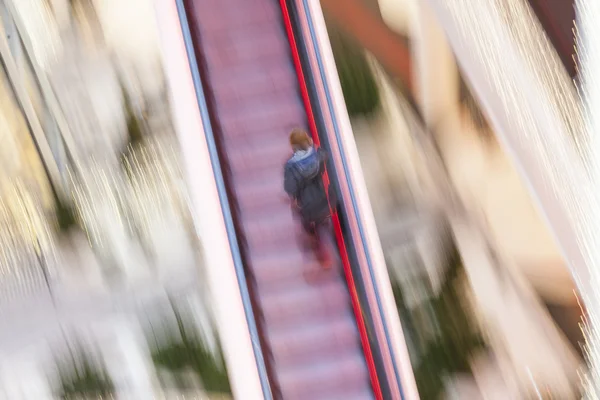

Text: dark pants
xmin=301 ymin=216 xmax=337 ymax=265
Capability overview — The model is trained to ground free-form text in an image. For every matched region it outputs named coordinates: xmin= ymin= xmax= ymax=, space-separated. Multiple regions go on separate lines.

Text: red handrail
xmin=278 ymin=1 xmax=383 ymax=399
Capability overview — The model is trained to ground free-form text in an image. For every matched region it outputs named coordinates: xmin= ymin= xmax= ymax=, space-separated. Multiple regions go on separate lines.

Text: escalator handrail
xmin=278 ymin=1 xmax=384 ymax=399
xmin=292 ymin=0 xmax=416 ymax=397
xmin=174 ymin=1 xmax=273 ymax=398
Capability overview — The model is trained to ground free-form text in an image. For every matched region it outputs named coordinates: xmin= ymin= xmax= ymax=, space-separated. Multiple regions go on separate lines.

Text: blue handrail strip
xmin=174 ymin=1 xmax=272 ymax=398
xmin=296 ymin=0 xmax=405 ymax=397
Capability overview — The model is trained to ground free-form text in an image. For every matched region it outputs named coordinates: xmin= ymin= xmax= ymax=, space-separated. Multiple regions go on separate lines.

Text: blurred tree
xmin=321 ymin=0 xmax=413 ymax=95
xmin=328 ymin=29 xmax=380 ymax=118
xmin=393 ymin=241 xmax=487 ymax=399
xmin=54 ymin=190 xmax=77 ymax=233
xmin=67 ymin=0 xmax=105 ymax=49
xmin=55 ymin=346 xmax=114 ymax=399
xmin=121 ymin=83 xmax=144 ymax=147
xmin=150 ymin=305 xmax=231 ymax=394
xmin=459 ymin=71 xmax=493 ymax=137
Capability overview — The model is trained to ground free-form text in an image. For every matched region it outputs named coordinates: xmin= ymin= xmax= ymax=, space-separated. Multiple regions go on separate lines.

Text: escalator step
xmin=270 ymin=313 xmax=360 ymax=368
xmin=278 ymin=352 xmax=370 ymax=400
xmin=260 ymin=280 xmax=350 ymax=327
xmin=211 ymin=63 xmax=298 ymax=109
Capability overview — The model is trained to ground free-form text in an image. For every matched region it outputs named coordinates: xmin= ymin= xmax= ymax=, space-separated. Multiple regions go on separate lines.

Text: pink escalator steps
xmin=234 ymin=180 xmax=290 ymax=217
xmin=241 ymin=219 xmax=299 ymax=256
xmin=236 ymin=192 xmax=289 ymax=221
xmin=187 ymin=0 xmax=373 ymax=396
xmin=203 ymin=27 xmax=290 ymax=68
xmin=251 ymin=251 xmax=316 ymax=289
xmin=220 ymin=101 xmax=304 ymax=138
xmin=194 ymin=0 xmax=279 ymax=33
xmin=278 ymin=352 xmax=370 ymax=400
xmin=269 ymin=314 xmax=360 ymax=368
xmin=255 ymin=262 xmax=339 ymax=293
xmin=226 ymin=140 xmax=290 ymax=173
xmin=218 ymin=103 xmax=305 ymax=138
xmin=241 ymin=208 xmax=295 ymax=231
xmin=244 ymin=239 xmax=304 ymax=263
xmin=250 ymin=243 xmax=344 ymax=291
xmin=211 ymin=63 xmax=298 ymax=108
xmin=340 ymin=390 xmax=377 ymax=400
xmin=259 ymin=280 xmax=349 ymax=327
xmin=233 ymin=173 xmax=287 ymax=201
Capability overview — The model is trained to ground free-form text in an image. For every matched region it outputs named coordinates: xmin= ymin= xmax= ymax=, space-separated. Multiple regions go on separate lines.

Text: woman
xmin=283 ymin=128 xmax=337 ymax=268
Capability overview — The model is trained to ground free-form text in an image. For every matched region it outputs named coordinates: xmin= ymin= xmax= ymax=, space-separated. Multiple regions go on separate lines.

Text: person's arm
xmin=283 ymin=163 xmax=298 ymax=198
xmin=317 ymin=147 xmax=328 ymax=174
xmin=284 ymin=164 xmax=302 ymax=211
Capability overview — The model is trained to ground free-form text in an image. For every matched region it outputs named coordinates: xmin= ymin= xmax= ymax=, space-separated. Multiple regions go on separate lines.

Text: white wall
xmin=441 ymin=116 xmax=575 ymax=303
xmin=376 ymin=0 xmax=576 ymax=304
xmin=373 ymin=0 xmax=582 ymax=395
xmin=378 ymin=0 xmax=415 ymax=35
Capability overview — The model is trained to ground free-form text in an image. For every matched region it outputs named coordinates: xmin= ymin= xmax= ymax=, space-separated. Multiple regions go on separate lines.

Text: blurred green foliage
xmin=55 ymin=348 xmax=114 ymax=399
xmin=392 ymin=243 xmax=486 ymax=400
xmin=150 ymin=307 xmax=231 ymax=394
xmin=122 ymin=85 xmax=144 ymax=147
xmin=459 ymin=72 xmax=492 ymax=135
xmin=329 ymin=31 xmax=380 ymax=118
xmin=53 ymin=191 xmax=77 ymax=234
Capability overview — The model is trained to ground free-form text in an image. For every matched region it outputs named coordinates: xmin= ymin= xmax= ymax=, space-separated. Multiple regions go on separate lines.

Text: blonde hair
xmin=289 ymin=128 xmax=312 ymax=150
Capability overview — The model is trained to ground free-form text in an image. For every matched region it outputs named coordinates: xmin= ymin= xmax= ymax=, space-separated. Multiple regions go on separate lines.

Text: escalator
xmin=177 ymin=0 xmax=396 ymax=398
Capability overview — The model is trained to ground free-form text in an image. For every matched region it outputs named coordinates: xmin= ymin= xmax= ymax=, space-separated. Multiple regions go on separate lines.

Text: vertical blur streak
xmin=4 ymin=0 xmax=78 ymax=174
xmin=576 ymin=0 xmax=600 ymax=397
xmin=0 ymin=2 xmax=62 ymax=197
xmin=0 ymin=0 xmax=238 ymax=398
xmin=424 ymin=0 xmax=593 ymax=316
xmin=0 ymin=26 xmax=57 ymax=305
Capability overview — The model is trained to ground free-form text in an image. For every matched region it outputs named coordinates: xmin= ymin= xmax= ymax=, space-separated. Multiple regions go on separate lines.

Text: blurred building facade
xmin=324 ymin=0 xmax=584 ymax=397
xmin=0 ymin=0 xmax=229 ymax=398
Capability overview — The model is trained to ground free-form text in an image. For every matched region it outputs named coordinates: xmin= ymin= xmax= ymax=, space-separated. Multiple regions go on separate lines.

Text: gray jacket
xmin=284 ymin=147 xmax=331 ymax=223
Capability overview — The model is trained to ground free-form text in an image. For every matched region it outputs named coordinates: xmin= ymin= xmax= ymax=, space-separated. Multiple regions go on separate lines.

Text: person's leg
xmin=314 ymin=218 xmax=338 ymax=268
xmin=300 ymin=219 xmax=317 ymax=252
xmin=302 ymin=219 xmax=315 ymax=236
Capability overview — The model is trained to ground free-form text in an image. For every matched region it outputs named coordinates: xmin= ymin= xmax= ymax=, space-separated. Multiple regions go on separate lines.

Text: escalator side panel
xmin=180 ymin=1 xmax=282 ymax=398
xmin=182 ymin=0 xmax=374 ymax=398
xmin=279 ymin=1 xmax=390 ymax=398
xmin=287 ymin=0 xmax=408 ymax=397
